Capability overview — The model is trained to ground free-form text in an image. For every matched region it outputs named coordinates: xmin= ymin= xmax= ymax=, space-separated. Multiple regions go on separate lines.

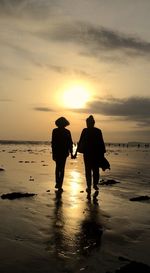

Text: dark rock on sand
xmin=100 ymin=179 xmax=120 ymax=185
xmin=1 ymin=192 xmax=36 ymax=200
xmin=130 ymin=195 xmax=150 ymax=201
xmin=29 ymin=176 xmax=34 ymax=181
xmin=118 ymin=256 xmax=131 ymax=262
xmin=0 ymin=168 xmax=5 ymax=171
xmin=115 ymin=261 xmax=150 ymax=273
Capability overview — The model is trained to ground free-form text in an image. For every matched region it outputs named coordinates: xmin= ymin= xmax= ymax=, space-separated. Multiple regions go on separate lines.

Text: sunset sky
xmin=0 ymin=0 xmax=150 ymax=143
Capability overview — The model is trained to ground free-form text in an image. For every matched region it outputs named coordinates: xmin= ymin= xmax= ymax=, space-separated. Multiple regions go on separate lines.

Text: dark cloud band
xmin=73 ymin=96 xmax=150 ymax=127
xmin=0 ymin=0 xmax=56 ymax=18
xmin=33 ymin=107 xmax=53 ymax=112
xmin=41 ymin=21 xmax=150 ymax=60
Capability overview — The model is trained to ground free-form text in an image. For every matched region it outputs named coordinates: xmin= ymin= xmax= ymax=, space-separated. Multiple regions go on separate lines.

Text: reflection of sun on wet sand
xmin=0 ymin=142 xmax=150 ymax=273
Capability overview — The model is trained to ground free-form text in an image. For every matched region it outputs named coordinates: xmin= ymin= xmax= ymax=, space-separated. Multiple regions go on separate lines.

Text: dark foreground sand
xmin=0 ymin=143 xmax=150 ymax=273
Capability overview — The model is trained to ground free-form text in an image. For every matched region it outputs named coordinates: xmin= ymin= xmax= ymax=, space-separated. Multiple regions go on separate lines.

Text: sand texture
xmin=0 ymin=143 xmax=150 ymax=273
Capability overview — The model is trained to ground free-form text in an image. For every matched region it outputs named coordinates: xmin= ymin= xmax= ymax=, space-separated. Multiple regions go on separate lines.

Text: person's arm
xmin=68 ymin=131 xmax=74 ymax=158
xmin=74 ymin=129 xmax=85 ymax=157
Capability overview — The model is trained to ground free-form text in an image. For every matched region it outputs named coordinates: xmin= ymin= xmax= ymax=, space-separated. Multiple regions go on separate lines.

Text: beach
xmin=0 ymin=142 xmax=150 ymax=273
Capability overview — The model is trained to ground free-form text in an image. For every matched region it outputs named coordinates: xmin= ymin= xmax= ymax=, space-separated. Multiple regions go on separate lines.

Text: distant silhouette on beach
xmin=74 ymin=115 xmax=106 ymax=196
xmin=51 ymin=117 xmax=73 ymax=191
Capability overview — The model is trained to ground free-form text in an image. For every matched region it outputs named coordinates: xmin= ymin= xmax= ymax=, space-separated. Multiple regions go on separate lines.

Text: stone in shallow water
xmin=115 ymin=261 xmax=150 ymax=273
xmin=1 ymin=192 xmax=36 ymax=200
xmin=100 ymin=179 xmax=119 ymax=185
xmin=130 ymin=195 xmax=150 ymax=201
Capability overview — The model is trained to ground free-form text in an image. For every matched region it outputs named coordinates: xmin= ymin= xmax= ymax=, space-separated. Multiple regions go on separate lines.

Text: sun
xmin=62 ymin=84 xmax=91 ymax=109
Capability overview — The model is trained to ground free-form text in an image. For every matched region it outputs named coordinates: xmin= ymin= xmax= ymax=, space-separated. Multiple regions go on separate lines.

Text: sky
xmin=0 ymin=0 xmax=150 ymax=143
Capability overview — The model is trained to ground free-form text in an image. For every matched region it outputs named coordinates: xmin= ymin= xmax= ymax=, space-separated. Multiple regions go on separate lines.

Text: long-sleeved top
xmin=52 ymin=127 xmax=73 ymax=161
xmin=77 ymin=127 xmax=106 ymax=164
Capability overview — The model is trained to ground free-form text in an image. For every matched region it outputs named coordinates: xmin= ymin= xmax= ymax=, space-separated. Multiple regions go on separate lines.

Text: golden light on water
xmin=70 ymin=170 xmax=81 ymax=192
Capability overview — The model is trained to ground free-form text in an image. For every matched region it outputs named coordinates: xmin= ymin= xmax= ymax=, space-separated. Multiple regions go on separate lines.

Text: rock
xmin=0 ymin=168 xmax=5 ymax=171
xmin=100 ymin=179 xmax=120 ymax=185
xmin=29 ymin=176 xmax=34 ymax=181
xmin=118 ymin=256 xmax=131 ymax=262
xmin=130 ymin=195 xmax=150 ymax=201
xmin=1 ymin=192 xmax=36 ymax=200
xmin=115 ymin=261 xmax=150 ymax=273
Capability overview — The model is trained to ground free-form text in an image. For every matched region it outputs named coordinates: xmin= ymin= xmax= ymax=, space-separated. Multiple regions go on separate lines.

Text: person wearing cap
xmin=51 ymin=117 xmax=73 ymax=191
xmin=74 ymin=115 xmax=106 ymax=195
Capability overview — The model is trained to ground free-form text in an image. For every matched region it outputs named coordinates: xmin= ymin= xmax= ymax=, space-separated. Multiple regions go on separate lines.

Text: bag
xmin=99 ymin=157 xmax=110 ymax=171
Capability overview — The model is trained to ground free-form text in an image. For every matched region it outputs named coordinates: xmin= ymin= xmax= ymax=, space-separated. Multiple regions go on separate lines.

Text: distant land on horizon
xmin=0 ymin=140 xmax=149 ymax=146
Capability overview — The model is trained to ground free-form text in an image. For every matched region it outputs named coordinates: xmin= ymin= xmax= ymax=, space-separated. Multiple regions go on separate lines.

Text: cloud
xmin=40 ymin=21 xmax=150 ymax=60
xmin=73 ymin=96 xmax=150 ymax=127
xmin=0 ymin=0 xmax=57 ymax=19
xmin=47 ymin=64 xmax=94 ymax=78
xmin=33 ymin=107 xmax=54 ymax=112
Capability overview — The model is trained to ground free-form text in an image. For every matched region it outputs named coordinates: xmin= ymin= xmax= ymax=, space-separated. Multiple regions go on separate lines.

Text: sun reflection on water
xmin=70 ymin=170 xmax=81 ymax=193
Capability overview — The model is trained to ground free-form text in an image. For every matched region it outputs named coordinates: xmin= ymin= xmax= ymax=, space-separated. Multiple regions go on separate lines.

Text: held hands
xmin=71 ymin=152 xmax=77 ymax=159
xmin=71 ymin=147 xmax=78 ymax=159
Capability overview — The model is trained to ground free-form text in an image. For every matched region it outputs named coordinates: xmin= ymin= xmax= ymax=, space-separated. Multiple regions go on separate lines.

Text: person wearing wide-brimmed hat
xmin=74 ymin=115 xmax=106 ymax=196
xmin=51 ymin=117 xmax=73 ymax=191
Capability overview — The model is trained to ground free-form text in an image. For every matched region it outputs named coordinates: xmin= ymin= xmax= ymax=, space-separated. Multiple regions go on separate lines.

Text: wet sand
xmin=0 ymin=143 xmax=150 ymax=273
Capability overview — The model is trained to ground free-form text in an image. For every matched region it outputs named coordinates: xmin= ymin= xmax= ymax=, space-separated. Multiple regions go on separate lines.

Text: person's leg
xmin=93 ymin=166 xmax=100 ymax=190
xmin=58 ymin=158 xmax=66 ymax=189
xmin=84 ymin=156 xmax=92 ymax=192
xmin=55 ymin=160 xmax=60 ymax=188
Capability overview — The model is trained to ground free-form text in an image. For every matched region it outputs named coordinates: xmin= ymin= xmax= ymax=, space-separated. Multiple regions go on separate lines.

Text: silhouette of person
xmin=51 ymin=117 xmax=73 ymax=191
xmin=75 ymin=115 xmax=106 ymax=194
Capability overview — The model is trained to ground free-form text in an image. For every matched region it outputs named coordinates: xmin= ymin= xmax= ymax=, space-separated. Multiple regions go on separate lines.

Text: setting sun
xmin=62 ymin=84 xmax=91 ymax=109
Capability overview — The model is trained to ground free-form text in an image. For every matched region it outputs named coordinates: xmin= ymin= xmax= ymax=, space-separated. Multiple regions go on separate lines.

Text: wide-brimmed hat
xmin=55 ymin=117 xmax=70 ymax=127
